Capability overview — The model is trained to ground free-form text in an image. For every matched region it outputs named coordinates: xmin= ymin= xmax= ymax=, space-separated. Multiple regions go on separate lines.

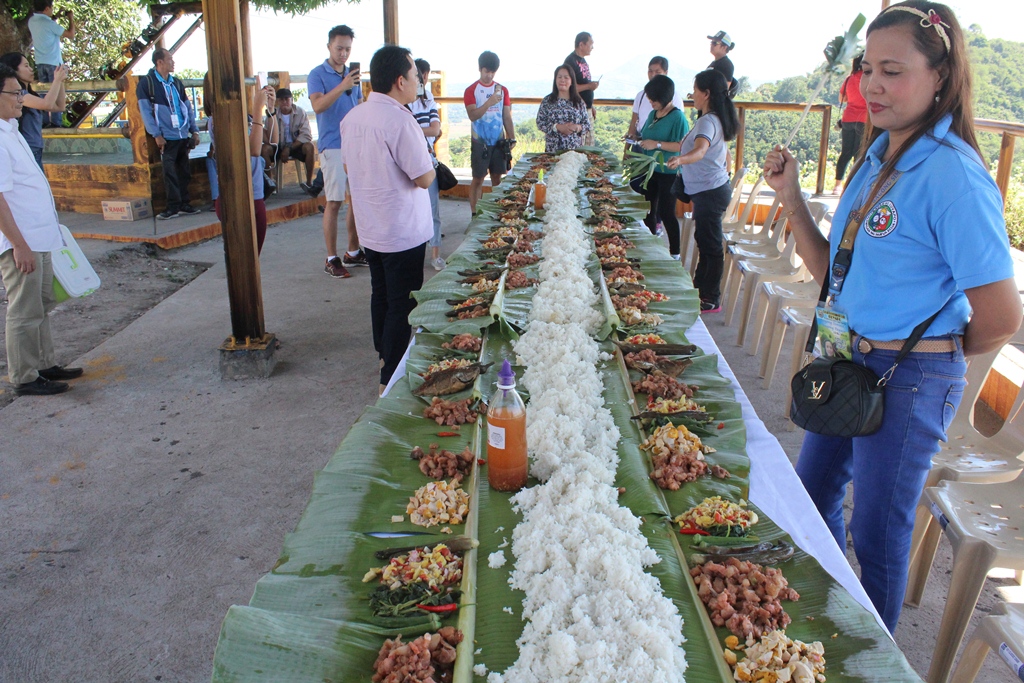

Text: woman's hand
xmin=52 ymin=65 xmax=68 ymax=83
xmin=639 ymin=139 xmax=659 ymax=151
xmin=763 ymin=144 xmax=802 ymax=203
xmin=665 ymin=156 xmax=683 ymax=170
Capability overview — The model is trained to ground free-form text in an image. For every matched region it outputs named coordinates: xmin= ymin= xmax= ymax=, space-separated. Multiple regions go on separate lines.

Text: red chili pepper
xmin=478 ymin=459 xmax=487 ymax=466
xmin=437 ymin=431 xmax=460 ymax=437
xmin=679 ymin=524 xmax=710 ymax=536
xmin=418 ymin=603 xmax=458 ymax=613
xmin=717 ymin=422 xmax=725 ymax=430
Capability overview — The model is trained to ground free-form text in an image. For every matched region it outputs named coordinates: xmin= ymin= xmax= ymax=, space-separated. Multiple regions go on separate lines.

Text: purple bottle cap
xmin=498 ymin=359 xmax=516 ymax=388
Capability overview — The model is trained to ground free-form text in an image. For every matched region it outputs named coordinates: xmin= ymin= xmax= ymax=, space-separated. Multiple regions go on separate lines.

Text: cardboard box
xmin=101 ymin=198 xmax=152 ymax=222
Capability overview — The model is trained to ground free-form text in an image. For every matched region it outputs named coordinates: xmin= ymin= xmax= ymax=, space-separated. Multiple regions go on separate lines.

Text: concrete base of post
xmin=219 ymin=333 xmax=278 ymax=380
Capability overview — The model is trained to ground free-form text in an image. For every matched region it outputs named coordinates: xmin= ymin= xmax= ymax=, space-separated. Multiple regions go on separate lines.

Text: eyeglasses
xmin=0 ymin=90 xmax=24 ymax=99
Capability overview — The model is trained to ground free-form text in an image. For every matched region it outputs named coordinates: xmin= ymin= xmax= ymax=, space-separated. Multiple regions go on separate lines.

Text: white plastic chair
xmin=722 ymin=225 xmax=811 ymax=328
xmin=743 ymin=280 xmax=822 ymax=357
xmin=905 ymin=345 xmax=1024 ymax=608
xmin=760 ymin=304 xmax=816 ymax=393
xmin=948 ymin=602 xmax=1024 ymax=683
xmin=920 ymin=473 xmax=1024 ymax=683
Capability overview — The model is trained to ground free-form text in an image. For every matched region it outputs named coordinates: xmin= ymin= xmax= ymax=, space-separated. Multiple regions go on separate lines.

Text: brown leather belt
xmin=855 ymin=335 xmax=960 ymax=354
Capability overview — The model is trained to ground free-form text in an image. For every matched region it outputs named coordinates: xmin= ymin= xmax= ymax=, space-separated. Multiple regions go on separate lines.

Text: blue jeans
xmin=35 ymin=64 xmax=63 ymax=127
xmin=795 ymin=338 xmax=966 ymax=633
xmin=427 ymin=174 xmax=441 ymax=248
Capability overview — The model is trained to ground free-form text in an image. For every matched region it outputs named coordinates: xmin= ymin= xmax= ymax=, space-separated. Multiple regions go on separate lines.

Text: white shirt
xmin=632 ymin=89 xmax=685 ymax=136
xmin=0 ymin=118 xmax=61 ymax=254
xmin=280 ymin=113 xmax=292 ymax=144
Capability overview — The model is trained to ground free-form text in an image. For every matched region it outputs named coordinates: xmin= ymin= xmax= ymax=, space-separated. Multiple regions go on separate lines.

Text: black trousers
xmin=836 ymin=121 xmax=865 ymax=182
xmin=631 ymin=171 xmax=680 ymax=256
xmin=364 ymin=242 xmax=426 ymax=386
xmin=162 ymin=138 xmax=193 ymax=213
xmin=691 ymin=181 xmax=733 ymax=305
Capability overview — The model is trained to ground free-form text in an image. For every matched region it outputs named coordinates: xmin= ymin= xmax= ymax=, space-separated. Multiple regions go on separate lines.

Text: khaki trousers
xmin=0 ymin=249 xmax=56 ymax=385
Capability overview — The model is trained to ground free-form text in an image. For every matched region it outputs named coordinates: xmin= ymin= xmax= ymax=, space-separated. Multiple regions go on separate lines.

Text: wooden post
xmin=122 ymin=75 xmax=152 ymax=166
xmin=202 ymin=0 xmax=266 ymax=344
xmin=735 ymin=106 xmax=745 ymax=176
xmin=239 ymin=0 xmax=254 ymax=99
xmin=816 ymin=105 xmax=832 ymax=196
xmin=383 ymin=0 xmax=399 ymax=45
xmin=995 ymin=132 xmax=1016 ymax=205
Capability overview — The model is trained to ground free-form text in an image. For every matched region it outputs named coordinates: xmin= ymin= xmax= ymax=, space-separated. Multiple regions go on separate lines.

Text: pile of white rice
xmin=486 ymin=152 xmax=687 ymax=683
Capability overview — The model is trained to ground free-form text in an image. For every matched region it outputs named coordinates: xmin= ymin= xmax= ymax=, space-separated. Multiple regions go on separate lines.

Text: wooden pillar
xmin=239 ymin=0 xmax=254 ymax=99
xmin=735 ymin=106 xmax=745 ymax=176
xmin=202 ymin=0 xmax=266 ymax=343
xmin=383 ymin=0 xmax=399 ymax=45
xmin=122 ymin=75 xmax=152 ymax=166
xmin=816 ymin=106 xmax=832 ymax=196
xmin=151 ymin=7 xmax=166 ymax=50
xmin=995 ymin=132 xmax=1016 ymax=205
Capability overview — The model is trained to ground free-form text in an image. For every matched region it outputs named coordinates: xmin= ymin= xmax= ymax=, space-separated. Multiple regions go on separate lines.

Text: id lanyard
xmin=826 ymin=169 xmax=901 ymax=304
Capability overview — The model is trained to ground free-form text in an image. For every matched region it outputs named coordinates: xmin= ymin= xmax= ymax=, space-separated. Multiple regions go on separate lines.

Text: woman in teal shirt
xmin=633 ymin=75 xmax=688 ymax=258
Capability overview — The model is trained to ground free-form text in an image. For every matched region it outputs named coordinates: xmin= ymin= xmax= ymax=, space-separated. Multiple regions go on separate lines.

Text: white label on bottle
xmin=998 ymin=643 xmax=1024 ymax=680
xmin=488 ymin=423 xmax=506 ymax=449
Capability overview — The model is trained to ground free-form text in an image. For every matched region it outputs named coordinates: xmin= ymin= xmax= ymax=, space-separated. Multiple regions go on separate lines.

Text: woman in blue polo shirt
xmin=764 ymin=0 xmax=1021 ymax=633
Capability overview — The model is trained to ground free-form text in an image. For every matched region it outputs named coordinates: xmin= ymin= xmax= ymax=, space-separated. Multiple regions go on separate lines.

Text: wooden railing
xmin=436 ymin=96 xmax=835 ymax=194
xmin=975 ymin=118 xmax=1024 ymax=203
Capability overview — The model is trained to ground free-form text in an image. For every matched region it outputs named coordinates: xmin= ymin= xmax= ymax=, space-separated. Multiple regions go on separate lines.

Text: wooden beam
xmin=816 ymin=106 xmax=832 ymax=195
xmin=996 ymin=132 xmax=1016 ymax=205
xmin=383 ymin=0 xmax=399 ymax=45
xmin=150 ymin=3 xmax=204 ymax=16
xmin=735 ymin=107 xmax=745 ymax=176
xmin=239 ymin=0 xmax=254 ymax=94
xmin=202 ymin=0 xmax=266 ymax=343
xmin=123 ymin=75 xmax=152 ymax=166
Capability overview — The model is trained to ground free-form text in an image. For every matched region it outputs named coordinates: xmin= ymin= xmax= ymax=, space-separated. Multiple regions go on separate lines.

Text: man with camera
xmin=136 ymin=49 xmax=201 ymax=220
xmin=308 ymin=24 xmax=365 ymax=278
xmin=27 ymin=0 xmax=75 ymax=128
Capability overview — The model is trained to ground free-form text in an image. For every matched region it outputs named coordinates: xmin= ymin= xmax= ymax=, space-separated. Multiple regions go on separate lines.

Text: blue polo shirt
xmin=28 ymin=14 xmax=65 ymax=66
xmin=830 ymin=113 xmax=1014 ymax=340
xmin=306 ymin=60 xmax=361 ymax=151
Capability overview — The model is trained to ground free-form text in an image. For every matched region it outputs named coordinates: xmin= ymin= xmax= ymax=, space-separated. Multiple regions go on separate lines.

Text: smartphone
xmin=346 ymin=63 xmax=360 ymax=95
xmin=257 ymin=70 xmax=268 ymax=88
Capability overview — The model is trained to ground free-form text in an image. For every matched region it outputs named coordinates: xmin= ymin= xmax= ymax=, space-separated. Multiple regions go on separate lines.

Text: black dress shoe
xmin=38 ymin=365 xmax=83 ymax=381
xmin=15 ymin=377 xmax=70 ymax=396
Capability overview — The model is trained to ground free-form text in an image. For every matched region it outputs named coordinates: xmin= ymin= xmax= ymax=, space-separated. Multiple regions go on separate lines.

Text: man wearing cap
xmin=707 ymin=31 xmax=737 ymax=98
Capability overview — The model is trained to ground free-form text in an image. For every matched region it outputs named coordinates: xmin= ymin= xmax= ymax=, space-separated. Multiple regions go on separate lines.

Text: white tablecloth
xmin=385 ymin=321 xmax=888 ymax=635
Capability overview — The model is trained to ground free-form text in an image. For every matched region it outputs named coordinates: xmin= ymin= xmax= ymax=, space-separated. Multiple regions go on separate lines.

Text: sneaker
xmin=157 ymin=210 xmax=179 ymax=220
xmin=15 ymin=377 xmax=70 ymax=396
xmin=300 ymin=182 xmax=317 ymax=197
xmin=655 ymin=221 xmax=665 ymax=237
xmin=343 ymin=250 xmax=369 ymax=267
xmin=699 ymin=300 xmax=722 ymax=314
xmin=38 ymin=365 xmax=83 ymax=381
xmin=324 ymin=256 xmax=351 ymax=279
xmin=178 ymin=204 xmax=201 ymax=215
xmin=670 ymin=254 xmax=681 ymax=261
xmin=432 ymin=257 xmax=446 ymax=271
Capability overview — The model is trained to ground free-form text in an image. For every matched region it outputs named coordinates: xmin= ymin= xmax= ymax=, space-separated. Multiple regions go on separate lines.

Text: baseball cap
xmin=707 ymin=31 xmax=735 ymax=49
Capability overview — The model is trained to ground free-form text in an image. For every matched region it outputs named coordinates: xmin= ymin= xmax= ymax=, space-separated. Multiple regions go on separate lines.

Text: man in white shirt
xmin=0 ymin=64 xmax=81 ymax=395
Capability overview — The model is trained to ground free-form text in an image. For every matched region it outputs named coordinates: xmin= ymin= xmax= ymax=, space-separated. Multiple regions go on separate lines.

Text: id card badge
xmin=815 ymin=305 xmax=852 ymax=359
xmin=170 ymin=112 xmax=180 ymax=129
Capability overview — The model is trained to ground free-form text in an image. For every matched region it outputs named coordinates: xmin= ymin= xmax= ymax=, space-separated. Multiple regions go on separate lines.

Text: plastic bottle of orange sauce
xmin=533 ymin=170 xmax=547 ymax=210
xmin=486 ymin=360 xmax=528 ymax=491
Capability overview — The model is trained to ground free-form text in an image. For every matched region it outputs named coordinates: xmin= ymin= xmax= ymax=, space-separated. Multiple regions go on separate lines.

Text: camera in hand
xmin=345 ymin=62 xmax=360 ymax=96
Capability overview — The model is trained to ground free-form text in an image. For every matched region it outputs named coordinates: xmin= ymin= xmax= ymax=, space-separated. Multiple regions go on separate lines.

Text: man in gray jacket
xmin=263 ymin=88 xmax=316 ymax=193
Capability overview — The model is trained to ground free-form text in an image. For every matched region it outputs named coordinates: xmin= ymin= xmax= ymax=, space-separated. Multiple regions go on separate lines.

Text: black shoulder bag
xmin=790 ymin=171 xmax=940 ymax=437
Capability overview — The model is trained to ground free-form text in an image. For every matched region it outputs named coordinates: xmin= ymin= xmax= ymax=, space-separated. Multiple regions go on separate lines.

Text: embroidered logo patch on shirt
xmin=864 ymin=200 xmax=898 ymax=238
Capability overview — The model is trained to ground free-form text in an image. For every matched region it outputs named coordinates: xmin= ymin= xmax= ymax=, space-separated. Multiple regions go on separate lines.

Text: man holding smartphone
xmin=27 ymin=0 xmax=75 ymax=127
xmin=463 ymin=51 xmax=513 ymax=214
xmin=308 ymin=24 xmax=364 ymax=278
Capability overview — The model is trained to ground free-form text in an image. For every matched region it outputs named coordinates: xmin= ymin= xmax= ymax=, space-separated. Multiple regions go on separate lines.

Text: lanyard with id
xmin=813 ymin=169 xmax=901 ymax=359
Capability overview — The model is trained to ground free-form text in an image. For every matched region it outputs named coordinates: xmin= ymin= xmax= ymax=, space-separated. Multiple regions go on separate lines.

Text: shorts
xmin=318 ymin=148 xmax=348 ymax=202
xmin=471 ymin=138 xmax=507 ymax=179
xmin=277 ymin=141 xmax=309 ymax=162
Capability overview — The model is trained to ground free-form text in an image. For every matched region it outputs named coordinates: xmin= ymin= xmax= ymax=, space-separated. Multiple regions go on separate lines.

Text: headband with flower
xmin=884 ymin=6 xmax=951 ymax=52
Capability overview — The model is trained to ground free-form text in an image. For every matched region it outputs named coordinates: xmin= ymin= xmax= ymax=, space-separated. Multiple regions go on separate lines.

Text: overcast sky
xmin=162 ymin=0 xmax=1024 ymax=95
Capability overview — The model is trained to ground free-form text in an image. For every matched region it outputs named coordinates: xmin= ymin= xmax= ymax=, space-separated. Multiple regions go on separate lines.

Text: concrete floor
xmin=0 ymin=199 xmax=1015 ymax=682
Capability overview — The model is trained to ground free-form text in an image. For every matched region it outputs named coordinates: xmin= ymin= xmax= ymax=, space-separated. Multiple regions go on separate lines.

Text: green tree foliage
xmin=3 ymin=1 xmax=141 ymax=81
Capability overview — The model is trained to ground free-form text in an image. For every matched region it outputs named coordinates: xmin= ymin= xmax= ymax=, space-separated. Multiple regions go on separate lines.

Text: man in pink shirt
xmin=341 ymin=45 xmax=435 ymax=392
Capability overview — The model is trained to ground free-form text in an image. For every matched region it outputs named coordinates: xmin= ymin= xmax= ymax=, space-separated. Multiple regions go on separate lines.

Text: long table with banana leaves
xmin=209 ymin=150 xmax=922 ymax=682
